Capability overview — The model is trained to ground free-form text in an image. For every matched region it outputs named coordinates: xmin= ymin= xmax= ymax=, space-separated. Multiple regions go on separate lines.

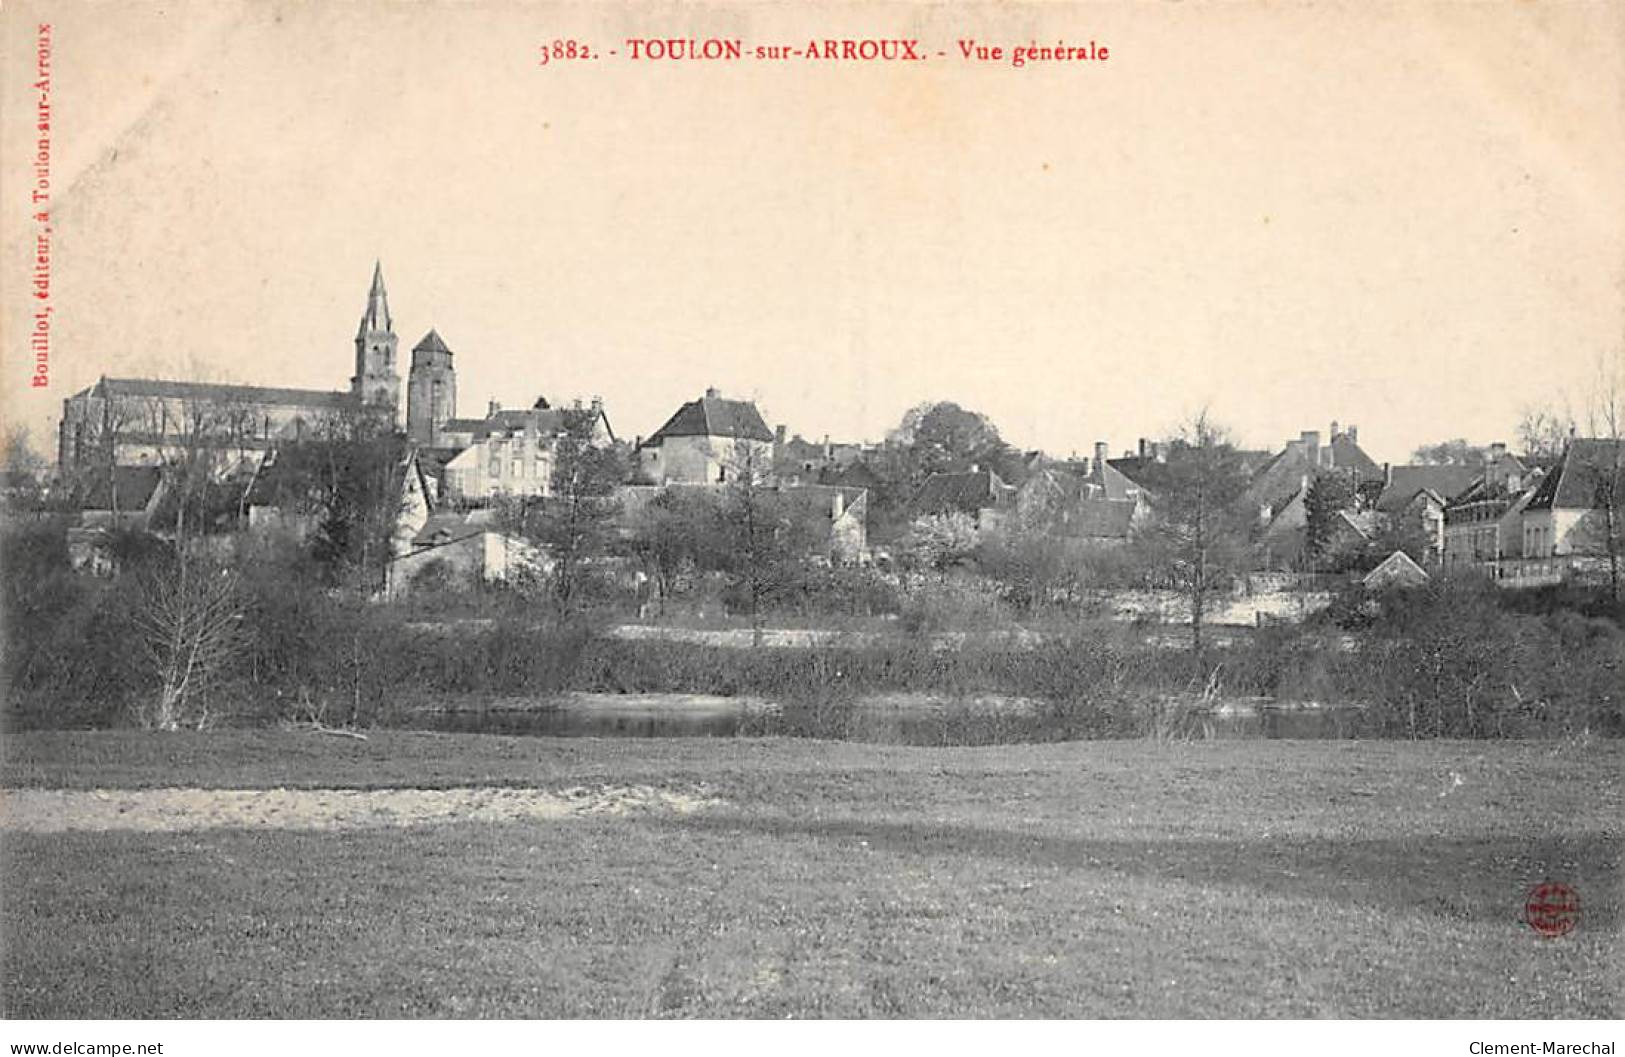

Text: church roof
xmin=91 ymin=377 xmax=353 ymax=410
xmin=357 ymin=260 xmax=392 ymax=336
xmin=413 ymin=329 xmax=451 ymax=354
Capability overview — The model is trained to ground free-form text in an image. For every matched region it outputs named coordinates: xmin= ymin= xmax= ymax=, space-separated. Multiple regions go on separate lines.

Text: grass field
xmin=2 ymin=732 xmax=1620 ymax=1018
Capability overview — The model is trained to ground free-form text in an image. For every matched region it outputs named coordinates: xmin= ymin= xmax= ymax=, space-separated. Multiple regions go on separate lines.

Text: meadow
xmin=2 ymin=731 xmax=1619 ymax=1018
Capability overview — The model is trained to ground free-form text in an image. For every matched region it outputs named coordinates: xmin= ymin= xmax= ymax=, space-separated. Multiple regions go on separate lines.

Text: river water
xmin=399 ymin=693 xmax=1366 ymax=743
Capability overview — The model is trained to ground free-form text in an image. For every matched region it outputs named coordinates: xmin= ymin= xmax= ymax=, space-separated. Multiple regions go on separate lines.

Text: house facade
xmin=1015 ymin=465 xmax=1142 ymax=543
xmin=1373 ymin=464 xmax=1481 ymax=563
xmin=616 ymin=481 xmax=870 ymax=564
xmin=1519 ymin=438 xmax=1623 ymax=562
xmin=914 ymin=467 xmax=1017 ymax=532
xmin=1245 ymin=423 xmax=1382 ymax=529
xmin=637 ymin=389 xmax=775 ymax=485
xmin=438 ymin=398 xmax=615 ymax=502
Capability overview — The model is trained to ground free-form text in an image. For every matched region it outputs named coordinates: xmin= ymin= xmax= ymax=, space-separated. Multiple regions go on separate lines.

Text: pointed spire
xmin=358 ymin=260 xmax=392 ymax=336
xmin=413 ymin=328 xmax=450 ymax=354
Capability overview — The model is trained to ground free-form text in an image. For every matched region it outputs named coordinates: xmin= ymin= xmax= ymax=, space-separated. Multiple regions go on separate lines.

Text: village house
xmin=616 ymin=481 xmax=870 ymax=564
xmin=1245 ymin=423 xmax=1382 ymax=529
xmin=1440 ymin=445 xmax=1538 ymax=575
xmin=385 ymin=450 xmax=544 ymax=596
xmin=1373 ymin=464 xmax=1483 ymax=564
xmin=771 ymin=429 xmax=875 ymax=485
xmin=437 ymin=397 xmax=615 ymax=502
xmin=1443 ymin=481 xmax=1539 ymax=576
xmin=385 ymin=509 xmax=545 ymax=597
xmin=59 ymin=466 xmax=169 ymax=576
xmin=913 ymin=467 xmax=1018 ymax=531
xmin=1257 ymin=488 xmax=1381 ymax=570
xmin=772 ymin=484 xmax=870 ymax=563
xmin=1516 ymin=438 xmax=1624 ymax=571
xmin=1014 ymin=462 xmax=1142 ymax=545
xmin=1089 ymin=441 xmax=1152 ymax=503
xmin=1362 ymin=549 xmax=1430 ymax=590
xmin=637 ymin=388 xmax=775 ymax=485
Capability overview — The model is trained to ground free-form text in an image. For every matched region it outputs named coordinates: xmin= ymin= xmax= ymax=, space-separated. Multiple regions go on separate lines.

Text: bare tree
xmin=1 ymin=426 xmax=48 ymax=511
xmin=304 ymin=405 xmax=408 ymax=593
xmin=132 ymin=396 xmax=244 ymax=730
xmin=626 ymin=487 xmax=720 ymax=613
xmin=133 ymin=556 xmax=240 ymax=730
xmin=61 ymin=386 xmax=142 ymax=519
xmin=1516 ymin=400 xmax=1576 ymax=470
xmin=1573 ymin=354 xmax=1625 ymax=601
xmin=716 ymin=434 xmax=817 ymax=645
xmin=522 ymin=409 xmax=627 ymax=611
xmin=1410 ymin=438 xmax=1485 ymax=466
xmin=896 ymin=511 xmax=980 ymax=583
xmin=1128 ymin=411 xmax=1256 ymax=668
xmin=1 ymin=425 xmax=46 ymax=474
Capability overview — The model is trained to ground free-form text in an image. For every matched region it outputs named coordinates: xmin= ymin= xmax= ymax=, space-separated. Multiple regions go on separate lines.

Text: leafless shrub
xmin=132 ymin=556 xmax=241 ymax=730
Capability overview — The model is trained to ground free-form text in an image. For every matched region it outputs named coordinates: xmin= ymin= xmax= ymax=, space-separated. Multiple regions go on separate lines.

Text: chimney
xmin=774 ymin=424 xmax=787 ymax=447
xmin=1094 ymin=441 xmax=1108 ymax=476
xmin=1490 ymin=441 xmax=1507 ymax=458
xmin=488 ymin=400 xmax=501 ymax=416
xmin=705 ymin=386 xmax=721 ymax=400
xmin=590 ymin=395 xmax=603 ymax=412
xmin=1347 ymin=424 xmax=1358 ymax=443
xmin=1138 ymin=437 xmax=1148 ymax=460
xmin=823 ymin=434 xmax=833 ymax=460
xmin=1330 ymin=420 xmax=1340 ymax=439
xmin=1383 ymin=461 xmax=1392 ymax=486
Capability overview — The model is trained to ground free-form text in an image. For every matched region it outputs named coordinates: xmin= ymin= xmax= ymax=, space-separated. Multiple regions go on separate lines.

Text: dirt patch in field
xmin=0 ymin=785 xmax=724 ymax=833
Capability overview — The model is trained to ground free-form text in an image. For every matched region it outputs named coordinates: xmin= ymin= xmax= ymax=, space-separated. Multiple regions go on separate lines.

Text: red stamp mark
xmin=1524 ymin=881 xmax=1580 ymax=937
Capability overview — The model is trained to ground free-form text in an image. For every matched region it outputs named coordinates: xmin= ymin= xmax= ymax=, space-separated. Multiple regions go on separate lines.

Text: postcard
xmin=1 ymin=0 xmax=1621 ymax=1042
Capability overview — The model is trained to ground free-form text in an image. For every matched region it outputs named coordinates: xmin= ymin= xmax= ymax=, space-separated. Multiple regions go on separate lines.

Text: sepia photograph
xmin=1 ymin=0 xmax=1621 ymax=1042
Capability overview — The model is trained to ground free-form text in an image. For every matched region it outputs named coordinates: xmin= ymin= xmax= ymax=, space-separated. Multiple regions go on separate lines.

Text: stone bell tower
xmin=406 ymin=329 xmax=457 ymax=446
xmin=350 ymin=261 xmax=401 ymax=427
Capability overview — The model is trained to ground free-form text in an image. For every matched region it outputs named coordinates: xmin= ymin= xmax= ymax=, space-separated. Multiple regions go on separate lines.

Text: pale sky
xmin=4 ymin=0 xmax=1622 ymax=465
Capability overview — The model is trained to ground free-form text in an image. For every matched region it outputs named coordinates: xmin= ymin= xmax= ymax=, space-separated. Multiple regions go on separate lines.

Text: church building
xmin=57 ymin=264 xmax=460 ymax=474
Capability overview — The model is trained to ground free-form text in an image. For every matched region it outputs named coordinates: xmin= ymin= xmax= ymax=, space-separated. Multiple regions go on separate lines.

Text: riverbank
xmin=3 ymin=733 xmax=1618 ymax=1017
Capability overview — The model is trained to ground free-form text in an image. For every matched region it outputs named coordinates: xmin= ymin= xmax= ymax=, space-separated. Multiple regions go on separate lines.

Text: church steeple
xmin=357 ymin=260 xmax=392 ymax=337
xmin=351 ymin=261 xmax=400 ymax=427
